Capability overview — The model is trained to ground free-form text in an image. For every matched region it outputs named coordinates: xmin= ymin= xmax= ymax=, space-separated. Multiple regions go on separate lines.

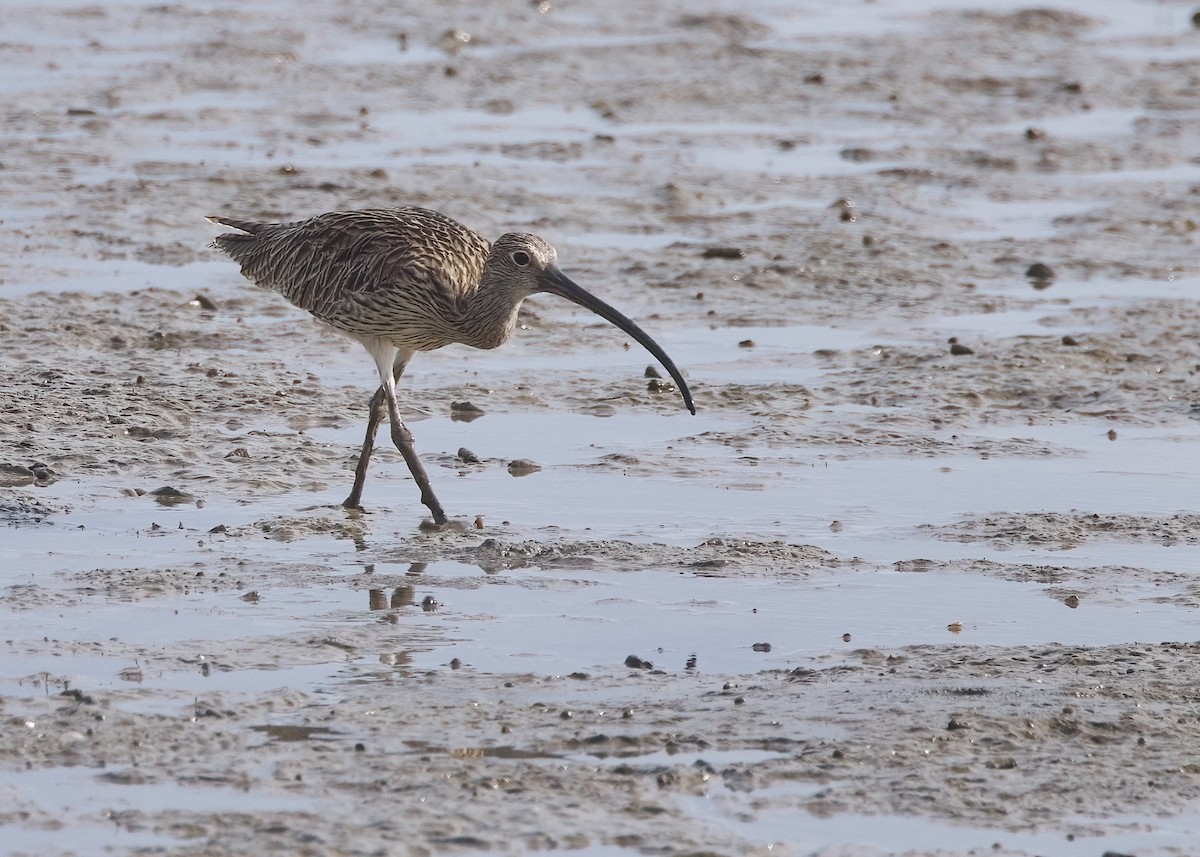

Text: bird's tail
xmin=206 ymin=215 xmax=266 ymax=256
xmin=206 ymin=215 xmax=266 ymax=234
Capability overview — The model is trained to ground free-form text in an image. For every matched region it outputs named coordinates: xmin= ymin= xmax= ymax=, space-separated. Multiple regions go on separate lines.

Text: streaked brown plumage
xmin=208 ymin=206 xmax=695 ymax=525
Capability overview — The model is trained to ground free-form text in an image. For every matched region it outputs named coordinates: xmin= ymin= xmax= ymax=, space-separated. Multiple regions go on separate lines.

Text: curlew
xmin=208 ymin=207 xmax=695 ymax=525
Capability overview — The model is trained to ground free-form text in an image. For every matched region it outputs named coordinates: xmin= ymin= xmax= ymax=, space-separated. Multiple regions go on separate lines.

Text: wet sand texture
xmin=2 ymin=2 xmax=1200 ymax=855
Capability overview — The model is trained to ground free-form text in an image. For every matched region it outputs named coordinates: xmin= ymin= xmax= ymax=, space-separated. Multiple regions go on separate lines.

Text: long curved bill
xmin=537 ymin=266 xmax=696 ymax=415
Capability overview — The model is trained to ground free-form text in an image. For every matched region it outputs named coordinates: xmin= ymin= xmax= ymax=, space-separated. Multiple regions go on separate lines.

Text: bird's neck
xmin=457 ymin=277 xmax=523 ymax=351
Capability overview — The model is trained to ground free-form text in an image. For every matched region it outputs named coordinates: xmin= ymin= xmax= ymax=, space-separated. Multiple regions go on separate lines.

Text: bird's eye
xmin=511 ymin=250 xmax=531 ymax=267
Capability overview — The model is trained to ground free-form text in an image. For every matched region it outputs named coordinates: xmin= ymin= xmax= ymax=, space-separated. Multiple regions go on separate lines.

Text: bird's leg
xmin=380 ymin=381 xmax=447 ymax=525
xmin=356 ymin=341 xmax=446 ymax=524
xmin=343 ymin=385 xmax=387 ymax=509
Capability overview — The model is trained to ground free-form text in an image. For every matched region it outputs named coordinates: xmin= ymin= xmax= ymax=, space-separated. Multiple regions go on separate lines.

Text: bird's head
xmin=489 ymin=232 xmax=696 ymax=415
xmin=488 ymin=232 xmax=559 ymax=297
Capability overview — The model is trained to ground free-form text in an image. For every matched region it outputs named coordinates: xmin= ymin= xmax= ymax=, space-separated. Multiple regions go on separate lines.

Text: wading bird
xmin=208 ymin=207 xmax=695 ymax=525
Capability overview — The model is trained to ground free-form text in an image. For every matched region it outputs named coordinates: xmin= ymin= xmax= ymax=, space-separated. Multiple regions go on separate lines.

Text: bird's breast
xmin=313 ymin=284 xmax=461 ymax=352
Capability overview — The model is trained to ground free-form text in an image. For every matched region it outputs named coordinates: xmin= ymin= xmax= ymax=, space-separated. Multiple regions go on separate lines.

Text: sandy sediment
xmin=2 ymin=1 xmax=1199 ymax=854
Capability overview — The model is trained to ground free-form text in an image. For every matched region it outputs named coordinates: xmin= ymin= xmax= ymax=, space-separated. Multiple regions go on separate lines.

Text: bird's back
xmin=210 ymin=207 xmax=492 ymax=349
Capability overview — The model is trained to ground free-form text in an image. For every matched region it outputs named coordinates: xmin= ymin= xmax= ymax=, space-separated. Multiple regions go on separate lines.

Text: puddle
xmin=7 ymin=552 xmax=1200 ymax=696
xmin=988 ymin=106 xmax=1150 ymax=140
xmin=0 ymin=655 xmax=348 ymax=714
xmin=397 ymin=564 xmax=1200 ymax=674
xmin=0 ymin=765 xmax=313 ymax=816
xmin=2 ymin=818 xmax=171 ymax=857
xmin=685 ymin=779 xmax=1200 ymax=856
xmin=0 ymin=765 xmax=311 ymax=856
xmin=570 ymin=748 xmax=792 ymax=767
xmin=928 ymin=194 xmax=1101 ymax=242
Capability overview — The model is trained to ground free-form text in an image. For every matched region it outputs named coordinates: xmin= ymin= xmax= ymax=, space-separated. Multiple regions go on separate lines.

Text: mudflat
xmin=2 ymin=2 xmax=1199 ymax=855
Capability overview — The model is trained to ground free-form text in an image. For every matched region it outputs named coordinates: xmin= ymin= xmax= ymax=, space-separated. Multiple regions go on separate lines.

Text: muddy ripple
xmin=925 ymin=511 xmax=1200 ymax=549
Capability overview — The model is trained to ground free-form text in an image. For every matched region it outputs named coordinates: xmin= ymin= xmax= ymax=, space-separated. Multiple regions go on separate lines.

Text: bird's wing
xmin=211 ymin=208 xmax=490 ymax=323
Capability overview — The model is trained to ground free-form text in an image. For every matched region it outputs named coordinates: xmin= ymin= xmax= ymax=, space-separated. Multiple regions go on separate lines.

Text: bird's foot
xmin=420 ymin=494 xmax=448 ymax=527
xmin=419 ymin=516 xmax=468 ymax=533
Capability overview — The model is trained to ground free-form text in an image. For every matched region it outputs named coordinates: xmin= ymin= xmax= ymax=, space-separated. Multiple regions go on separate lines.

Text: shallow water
xmin=3 ymin=0 xmax=1200 ymax=854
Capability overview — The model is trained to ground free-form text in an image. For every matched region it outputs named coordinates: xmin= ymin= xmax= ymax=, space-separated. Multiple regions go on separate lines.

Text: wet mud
xmin=2 ymin=1 xmax=1200 ymax=855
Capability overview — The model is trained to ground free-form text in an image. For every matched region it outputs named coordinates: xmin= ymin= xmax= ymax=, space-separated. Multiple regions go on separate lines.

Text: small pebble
xmin=437 ymin=28 xmax=472 ymax=53
xmin=450 ymin=401 xmax=485 ymax=422
xmin=150 ymin=486 xmax=196 ymax=506
xmin=841 ymin=147 xmax=875 ymax=162
xmin=507 ymin=459 xmax=541 ymax=477
xmin=1061 ymin=335 xmax=1079 ymax=346
xmin=830 ymin=197 xmax=856 ymax=222
xmin=948 ymin=337 xmax=973 ymax=356
xmin=702 ymin=246 xmax=745 ymax=259
xmin=0 ymin=464 xmax=36 ymax=487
